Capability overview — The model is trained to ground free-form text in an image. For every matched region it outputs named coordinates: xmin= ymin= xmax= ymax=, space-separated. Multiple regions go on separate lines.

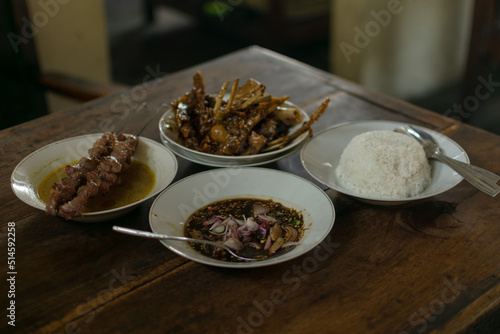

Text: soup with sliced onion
xmin=184 ymin=198 xmax=304 ymax=261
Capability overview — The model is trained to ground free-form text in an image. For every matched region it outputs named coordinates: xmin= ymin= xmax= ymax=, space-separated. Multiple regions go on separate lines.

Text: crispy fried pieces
xmin=170 ymin=71 xmax=329 ymax=156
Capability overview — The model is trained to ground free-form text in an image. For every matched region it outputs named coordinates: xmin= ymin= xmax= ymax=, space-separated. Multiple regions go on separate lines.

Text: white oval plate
xmin=149 ymin=168 xmax=335 ymax=268
xmin=301 ymin=120 xmax=469 ymax=205
xmin=158 ymin=102 xmax=310 ymax=167
xmin=11 ymin=134 xmax=178 ymax=222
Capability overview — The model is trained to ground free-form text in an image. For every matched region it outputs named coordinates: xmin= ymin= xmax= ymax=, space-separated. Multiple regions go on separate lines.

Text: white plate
xmin=158 ymin=102 xmax=310 ymax=167
xmin=159 ymin=131 xmax=304 ymax=167
xmin=11 ymin=134 xmax=178 ymax=222
xmin=301 ymin=120 xmax=469 ymax=205
xmin=149 ymin=168 xmax=335 ymax=268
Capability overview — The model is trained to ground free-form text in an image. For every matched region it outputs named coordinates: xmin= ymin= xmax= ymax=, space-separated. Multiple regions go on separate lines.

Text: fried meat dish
xmin=169 ymin=71 xmax=330 ymax=156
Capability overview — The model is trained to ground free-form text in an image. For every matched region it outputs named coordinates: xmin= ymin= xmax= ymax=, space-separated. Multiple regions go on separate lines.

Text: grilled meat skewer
xmin=45 ymin=133 xmax=137 ymax=219
xmin=57 ymin=133 xmax=138 ymax=219
xmin=45 ymin=133 xmax=115 ymax=216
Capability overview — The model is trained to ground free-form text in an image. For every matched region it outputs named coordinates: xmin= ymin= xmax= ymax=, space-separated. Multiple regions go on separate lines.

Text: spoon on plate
xmin=112 ymin=226 xmax=259 ymax=262
xmin=395 ymin=126 xmax=500 ymax=197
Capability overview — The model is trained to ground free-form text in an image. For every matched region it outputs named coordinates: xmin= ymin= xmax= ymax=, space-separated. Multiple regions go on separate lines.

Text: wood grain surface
xmin=1 ymin=46 xmax=499 ymax=334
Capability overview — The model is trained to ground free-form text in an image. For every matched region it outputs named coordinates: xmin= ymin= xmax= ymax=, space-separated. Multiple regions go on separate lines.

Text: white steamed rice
xmin=335 ymin=130 xmax=431 ymax=199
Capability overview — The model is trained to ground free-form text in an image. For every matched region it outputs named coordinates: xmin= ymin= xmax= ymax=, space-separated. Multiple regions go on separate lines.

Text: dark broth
xmin=184 ymin=198 xmax=304 ymax=261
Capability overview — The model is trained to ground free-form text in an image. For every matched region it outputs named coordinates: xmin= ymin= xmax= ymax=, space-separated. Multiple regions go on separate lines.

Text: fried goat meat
xmin=170 ymin=71 xmax=307 ymax=156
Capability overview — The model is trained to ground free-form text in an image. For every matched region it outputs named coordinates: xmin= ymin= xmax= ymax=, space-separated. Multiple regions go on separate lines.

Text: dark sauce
xmin=184 ymin=198 xmax=304 ymax=261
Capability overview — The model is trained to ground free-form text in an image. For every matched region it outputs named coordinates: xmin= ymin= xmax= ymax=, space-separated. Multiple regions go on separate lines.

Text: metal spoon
xmin=395 ymin=126 xmax=500 ymax=197
xmin=112 ymin=226 xmax=259 ymax=262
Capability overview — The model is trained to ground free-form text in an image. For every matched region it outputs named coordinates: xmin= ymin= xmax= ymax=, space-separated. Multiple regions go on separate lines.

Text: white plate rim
xmin=300 ymin=120 xmax=469 ymax=204
xmin=11 ymin=134 xmax=178 ymax=222
xmin=159 ymin=131 xmax=306 ymax=167
xmin=149 ymin=167 xmax=335 ymax=268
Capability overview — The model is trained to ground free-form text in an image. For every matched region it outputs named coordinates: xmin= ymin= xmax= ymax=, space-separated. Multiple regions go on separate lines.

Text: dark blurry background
xmin=1 ymin=0 xmax=499 ymax=134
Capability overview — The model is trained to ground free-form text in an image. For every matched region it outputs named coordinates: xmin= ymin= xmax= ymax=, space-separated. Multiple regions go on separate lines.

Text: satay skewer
xmin=263 ymin=98 xmax=330 ymax=152
xmin=45 ymin=133 xmax=115 ymax=216
xmin=45 ymin=103 xmax=162 ymax=219
xmin=57 ymin=133 xmax=138 ymax=219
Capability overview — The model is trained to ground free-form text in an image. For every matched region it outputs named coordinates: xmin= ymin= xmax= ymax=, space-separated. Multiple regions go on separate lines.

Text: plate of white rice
xmin=300 ymin=120 xmax=469 ymax=205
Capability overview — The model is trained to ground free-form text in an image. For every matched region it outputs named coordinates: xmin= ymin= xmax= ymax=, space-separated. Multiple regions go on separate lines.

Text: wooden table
xmin=2 ymin=46 xmax=500 ymax=334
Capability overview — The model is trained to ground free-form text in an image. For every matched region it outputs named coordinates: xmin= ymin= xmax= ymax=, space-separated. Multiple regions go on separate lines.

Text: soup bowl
xmin=149 ymin=167 xmax=336 ymax=268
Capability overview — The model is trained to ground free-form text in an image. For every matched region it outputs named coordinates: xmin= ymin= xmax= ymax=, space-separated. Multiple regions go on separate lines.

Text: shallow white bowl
xmin=158 ymin=101 xmax=310 ymax=167
xmin=11 ymin=134 xmax=178 ymax=222
xmin=301 ymin=120 xmax=469 ymax=205
xmin=159 ymin=131 xmax=303 ymax=167
xmin=149 ymin=168 xmax=335 ymax=268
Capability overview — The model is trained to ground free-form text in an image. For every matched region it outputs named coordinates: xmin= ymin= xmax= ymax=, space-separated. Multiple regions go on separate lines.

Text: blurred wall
xmin=25 ymin=0 xmax=111 ymax=112
xmin=330 ymin=0 xmax=473 ymax=100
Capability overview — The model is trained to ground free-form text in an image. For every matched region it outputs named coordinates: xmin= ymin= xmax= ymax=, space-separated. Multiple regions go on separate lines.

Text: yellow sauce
xmin=38 ymin=160 xmax=155 ymax=213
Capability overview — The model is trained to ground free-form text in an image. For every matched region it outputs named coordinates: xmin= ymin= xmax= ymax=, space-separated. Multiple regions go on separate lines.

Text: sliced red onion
xmin=224 ymin=238 xmax=244 ymax=251
xmin=209 ymin=218 xmax=224 ymax=231
xmin=204 ymin=216 xmax=223 ymax=226
xmin=244 ymin=217 xmax=259 ymax=231
xmin=253 ymin=203 xmax=269 ymax=216
xmin=238 ymin=217 xmax=260 ymax=236
xmin=223 ymin=226 xmax=240 ymax=241
xmin=211 ymin=224 xmax=227 ymax=235
xmin=257 ymin=214 xmax=277 ymax=225
xmin=257 ymin=225 xmax=267 ymax=236
xmin=238 ymin=227 xmax=252 ymax=236
xmin=222 ymin=216 xmax=238 ymax=229
xmin=263 ymin=235 xmax=272 ymax=250
xmin=234 ymin=216 xmax=246 ymax=226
